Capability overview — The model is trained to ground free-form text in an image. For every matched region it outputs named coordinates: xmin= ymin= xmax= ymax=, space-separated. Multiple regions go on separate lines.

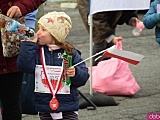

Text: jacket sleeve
xmin=25 ymin=9 xmax=38 ymax=29
xmin=143 ymin=1 xmax=160 ymax=29
xmin=71 ymin=50 xmax=90 ymax=88
xmin=17 ymin=41 xmax=39 ymax=73
xmin=13 ymin=0 xmax=46 ymax=16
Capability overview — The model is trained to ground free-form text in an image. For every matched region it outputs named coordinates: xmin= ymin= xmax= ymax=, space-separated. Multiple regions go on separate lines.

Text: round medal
xmin=49 ymin=97 xmax=59 ymax=110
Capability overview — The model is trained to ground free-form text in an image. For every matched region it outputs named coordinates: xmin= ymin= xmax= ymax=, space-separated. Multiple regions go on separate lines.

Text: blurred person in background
xmin=0 ymin=0 xmax=46 ymax=120
xmin=143 ymin=0 xmax=160 ymax=46
xmin=77 ymin=0 xmax=142 ymax=66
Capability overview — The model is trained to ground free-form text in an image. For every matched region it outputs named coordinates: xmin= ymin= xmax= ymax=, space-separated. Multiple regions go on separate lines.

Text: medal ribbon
xmin=40 ymin=47 xmax=63 ymax=110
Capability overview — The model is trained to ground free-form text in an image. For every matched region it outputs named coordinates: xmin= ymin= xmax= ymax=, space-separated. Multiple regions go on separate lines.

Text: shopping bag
xmin=91 ymin=42 xmax=140 ymax=96
xmin=21 ymin=73 xmax=38 ymax=115
xmin=0 ymin=14 xmax=25 ymax=57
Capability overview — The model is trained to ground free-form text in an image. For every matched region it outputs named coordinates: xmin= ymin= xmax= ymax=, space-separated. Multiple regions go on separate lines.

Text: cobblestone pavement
xmin=2 ymin=2 xmax=160 ymax=120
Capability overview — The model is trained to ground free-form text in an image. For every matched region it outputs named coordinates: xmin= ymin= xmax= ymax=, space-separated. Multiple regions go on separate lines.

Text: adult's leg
xmin=92 ymin=41 xmax=113 ymax=66
xmin=77 ymin=0 xmax=89 ymax=32
xmin=77 ymin=0 xmax=114 ymax=65
xmin=0 ymin=72 xmax=23 ymax=120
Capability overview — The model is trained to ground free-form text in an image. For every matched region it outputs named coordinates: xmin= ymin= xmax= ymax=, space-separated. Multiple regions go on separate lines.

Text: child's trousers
xmin=39 ymin=111 xmax=78 ymax=120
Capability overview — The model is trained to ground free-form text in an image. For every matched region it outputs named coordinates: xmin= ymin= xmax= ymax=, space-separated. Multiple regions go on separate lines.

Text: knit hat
xmin=38 ymin=11 xmax=72 ymax=42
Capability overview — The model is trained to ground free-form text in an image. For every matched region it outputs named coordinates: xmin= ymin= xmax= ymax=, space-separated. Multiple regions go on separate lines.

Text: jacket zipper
xmin=50 ymin=51 xmax=54 ymax=65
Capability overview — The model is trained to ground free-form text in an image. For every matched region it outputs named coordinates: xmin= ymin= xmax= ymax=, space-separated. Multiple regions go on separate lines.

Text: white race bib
xmin=35 ymin=65 xmax=70 ymax=94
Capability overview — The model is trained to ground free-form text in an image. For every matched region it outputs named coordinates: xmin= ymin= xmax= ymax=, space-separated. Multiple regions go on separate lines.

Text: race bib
xmin=35 ymin=65 xmax=70 ymax=94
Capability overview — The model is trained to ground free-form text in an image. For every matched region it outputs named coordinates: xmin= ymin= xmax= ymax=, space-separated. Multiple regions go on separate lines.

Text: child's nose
xmin=36 ymin=30 xmax=41 ymax=35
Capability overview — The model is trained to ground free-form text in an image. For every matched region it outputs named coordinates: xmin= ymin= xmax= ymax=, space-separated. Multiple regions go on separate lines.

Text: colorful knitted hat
xmin=38 ymin=11 xmax=72 ymax=42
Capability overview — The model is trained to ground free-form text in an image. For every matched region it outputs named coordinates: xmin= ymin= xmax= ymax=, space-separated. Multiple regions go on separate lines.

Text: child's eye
xmin=42 ymin=28 xmax=46 ymax=31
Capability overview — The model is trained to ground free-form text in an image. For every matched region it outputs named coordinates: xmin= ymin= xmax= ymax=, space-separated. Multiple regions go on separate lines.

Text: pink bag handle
xmin=115 ymin=41 xmax=122 ymax=50
xmin=115 ymin=41 xmax=123 ymax=69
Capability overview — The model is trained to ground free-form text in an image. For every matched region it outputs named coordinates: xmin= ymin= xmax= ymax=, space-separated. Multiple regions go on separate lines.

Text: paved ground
xmin=2 ymin=2 xmax=160 ymax=120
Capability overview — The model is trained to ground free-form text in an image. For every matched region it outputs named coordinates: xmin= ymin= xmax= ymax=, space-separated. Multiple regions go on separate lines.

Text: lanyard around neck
xmin=40 ymin=47 xmax=63 ymax=96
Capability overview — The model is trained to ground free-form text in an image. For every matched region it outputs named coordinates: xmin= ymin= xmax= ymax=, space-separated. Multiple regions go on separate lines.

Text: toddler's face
xmin=36 ymin=24 xmax=55 ymax=45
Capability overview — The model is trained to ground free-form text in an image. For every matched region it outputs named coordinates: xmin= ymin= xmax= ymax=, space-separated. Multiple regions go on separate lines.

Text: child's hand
xmin=67 ymin=66 xmax=75 ymax=77
xmin=112 ymin=36 xmax=123 ymax=45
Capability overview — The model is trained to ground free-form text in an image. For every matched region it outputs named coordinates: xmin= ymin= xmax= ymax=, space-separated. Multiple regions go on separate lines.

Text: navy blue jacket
xmin=143 ymin=0 xmax=160 ymax=45
xmin=17 ymin=41 xmax=89 ymax=113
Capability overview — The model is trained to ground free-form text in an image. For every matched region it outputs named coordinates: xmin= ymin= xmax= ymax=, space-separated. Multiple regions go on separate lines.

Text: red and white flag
xmin=102 ymin=44 xmax=144 ymax=65
xmin=89 ymin=0 xmax=150 ymax=15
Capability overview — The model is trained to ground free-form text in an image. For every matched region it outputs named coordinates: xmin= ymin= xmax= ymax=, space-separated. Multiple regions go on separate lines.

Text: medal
xmin=49 ymin=97 xmax=59 ymax=110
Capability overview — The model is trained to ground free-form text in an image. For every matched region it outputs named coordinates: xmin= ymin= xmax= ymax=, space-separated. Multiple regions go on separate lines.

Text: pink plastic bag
xmin=91 ymin=42 xmax=140 ymax=96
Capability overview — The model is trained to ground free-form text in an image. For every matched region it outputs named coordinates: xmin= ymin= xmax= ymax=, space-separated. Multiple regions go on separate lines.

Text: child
xmin=17 ymin=11 xmax=90 ymax=120
xmin=143 ymin=0 xmax=160 ymax=45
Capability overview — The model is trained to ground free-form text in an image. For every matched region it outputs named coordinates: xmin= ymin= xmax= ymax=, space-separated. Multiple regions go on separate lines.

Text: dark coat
xmin=17 ymin=41 xmax=89 ymax=112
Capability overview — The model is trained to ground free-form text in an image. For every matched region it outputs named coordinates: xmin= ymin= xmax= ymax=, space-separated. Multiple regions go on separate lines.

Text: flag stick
xmin=89 ymin=14 xmax=93 ymax=95
xmin=73 ymin=47 xmax=108 ymax=67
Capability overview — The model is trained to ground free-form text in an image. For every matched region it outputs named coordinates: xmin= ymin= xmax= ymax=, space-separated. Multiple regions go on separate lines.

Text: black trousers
xmin=92 ymin=40 xmax=114 ymax=66
xmin=0 ymin=72 xmax=23 ymax=120
xmin=39 ymin=111 xmax=78 ymax=120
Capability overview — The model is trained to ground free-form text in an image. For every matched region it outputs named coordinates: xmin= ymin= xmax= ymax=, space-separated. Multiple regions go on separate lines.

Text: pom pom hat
xmin=38 ymin=11 xmax=72 ymax=42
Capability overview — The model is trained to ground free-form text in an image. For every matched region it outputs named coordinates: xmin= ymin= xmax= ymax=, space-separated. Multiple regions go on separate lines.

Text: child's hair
xmin=55 ymin=38 xmax=75 ymax=55
xmin=38 ymin=11 xmax=74 ymax=55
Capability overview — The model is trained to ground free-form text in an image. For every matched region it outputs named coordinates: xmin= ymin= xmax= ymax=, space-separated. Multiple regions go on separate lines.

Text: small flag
xmin=102 ymin=45 xmax=144 ymax=65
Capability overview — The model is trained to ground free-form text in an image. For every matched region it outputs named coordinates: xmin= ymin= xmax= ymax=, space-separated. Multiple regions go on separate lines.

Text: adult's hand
xmin=129 ymin=17 xmax=140 ymax=27
xmin=112 ymin=36 xmax=123 ymax=45
xmin=7 ymin=6 xmax=22 ymax=18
